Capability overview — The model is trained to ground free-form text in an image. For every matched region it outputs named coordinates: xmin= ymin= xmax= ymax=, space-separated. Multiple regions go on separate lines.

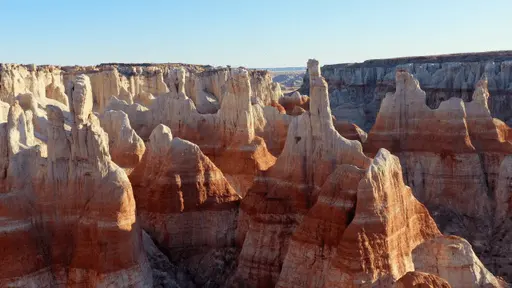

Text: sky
xmin=1 ymin=0 xmax=511 ymax=67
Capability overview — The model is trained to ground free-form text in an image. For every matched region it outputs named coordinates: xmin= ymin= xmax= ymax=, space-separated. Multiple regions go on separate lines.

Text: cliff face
xmin=301 ymin=51 xmax=512 ymax=130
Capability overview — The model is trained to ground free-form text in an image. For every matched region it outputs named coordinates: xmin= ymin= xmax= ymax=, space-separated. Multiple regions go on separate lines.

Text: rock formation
xmin=129 ymin=124 xmax=241 ymax=286
xmin=0 ymin=74 xmax=152 ymax=287
xmin=104 ymin=67 xmax=277 ymax=197
xmin=0 ymin=56 xmax=508 ymax=288
xmin=275 ymin=164 xmax=365 ymax=288
xmin=365 ymin=70 xmax=512 ymax=283
xmin=16 ymin=92 xmax=71 ymax=141
xmin=233 ymin=59 xmax=371 ymax=287
xmin=0 ymin=63 xmax=282 ymax=115
xmin=301 ymin=51 xmax=512 ymax=130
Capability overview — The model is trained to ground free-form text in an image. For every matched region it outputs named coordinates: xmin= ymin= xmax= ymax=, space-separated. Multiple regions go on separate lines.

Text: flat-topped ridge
xmin=324 ymin=50 xmax=512 ymax=69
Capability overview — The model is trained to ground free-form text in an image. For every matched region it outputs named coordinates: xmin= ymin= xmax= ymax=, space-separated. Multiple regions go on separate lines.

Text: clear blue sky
xmin=1 ymin=0 xmax=511 ymax=67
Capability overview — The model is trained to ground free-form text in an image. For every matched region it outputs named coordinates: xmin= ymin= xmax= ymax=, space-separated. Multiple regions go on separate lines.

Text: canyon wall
xmin=301 ymin=51 xmax=512 ymax=130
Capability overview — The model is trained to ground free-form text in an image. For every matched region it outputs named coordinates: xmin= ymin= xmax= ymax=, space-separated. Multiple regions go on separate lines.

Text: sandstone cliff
xmin=301 ymin=51 xmax=512 ymax=130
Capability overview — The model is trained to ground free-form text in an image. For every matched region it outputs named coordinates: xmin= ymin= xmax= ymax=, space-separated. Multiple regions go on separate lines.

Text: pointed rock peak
xmin=149 ymin=124 xmax=173 ymax=152
xmin=70 ymin=74 xmax=93 ymax=127
xmin=307 ymin=59 xmax=320 ymax=78
xmin=395 ymin=70 xmax=422 ymax=93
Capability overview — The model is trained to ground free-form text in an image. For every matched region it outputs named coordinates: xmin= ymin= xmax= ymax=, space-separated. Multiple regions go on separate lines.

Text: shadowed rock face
xmin=301 ymin=51 xmax=512 ymax=130
xmin=0 ymin=74 xmax=152 ymax=287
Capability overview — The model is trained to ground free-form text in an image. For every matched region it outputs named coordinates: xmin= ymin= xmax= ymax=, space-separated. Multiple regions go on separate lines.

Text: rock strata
xmin=301 ymin=51 xmax=512 ymax=130
xmin=365 ymin=70 xmax=512 ymax=283
xmin=233 ymin=59 xmax=371 ymax=287
xmin=0 ymin=74 xmax=152 ymax=287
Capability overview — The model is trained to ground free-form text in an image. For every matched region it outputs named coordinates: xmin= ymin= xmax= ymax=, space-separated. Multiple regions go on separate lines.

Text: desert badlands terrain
xmin=0 ymin=53 xmax=511 ymax=287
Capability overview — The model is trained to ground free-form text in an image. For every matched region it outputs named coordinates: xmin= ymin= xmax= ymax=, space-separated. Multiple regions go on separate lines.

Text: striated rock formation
xmin=105 ymin=67 xmax=277 ymax=197
xmin=0 ymin=74 xmax=152 ymax=287
xmin=394 ymin=272 xmax=452 ymax=288
xmin=129 ymin=124 xmax=241 ymax=286
xmin=321 ymin=149 xmax=441 ymax=287
xmin=275 ymin=164 xmax=365 ymax=288
xmin=413 ymin=236 xmax=504 ymax=288
xmin=233 ymin=59 xmax=371 ymax=287
xmin=365 ymin=70 xmax=512 ymax=282
xmin=301 ymin=51 xmax=512 ymax=130
xmin=0 ymin=56 xmax=507 ymax=288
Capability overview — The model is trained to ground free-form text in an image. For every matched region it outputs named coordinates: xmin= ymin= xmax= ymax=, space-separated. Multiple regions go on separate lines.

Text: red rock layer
xmin=323 ymin=149 xmax=441 ymax=287
xmin=275 ymin=164 xmax=365 ymax=288
xmin=0 ymin=75 xmax=152 ymax=287
xmin=394 ymin=271 xmax=452 ymax=288
xmin=129 ymin=123 xmax=241 ymax=251
xmin=364 ymin=71 xmax=512 ymax=281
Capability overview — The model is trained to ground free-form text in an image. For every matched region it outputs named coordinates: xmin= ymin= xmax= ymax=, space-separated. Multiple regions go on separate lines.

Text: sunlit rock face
xmin=231 ymin=59 xmax=371 ymax=287
xmin=0 ymin=75 xmax=152 ymax=287
xmin=364 ymin=70 xmax=512 ymax=282
xmin=103 ymin=67 xmax=277 ymax=197
xmin=0 ymin=57 xmax=507 ymax=288
xmin=0 ymin=63 xmax=282 ymax=115
xmin=300 ymin=52 xmax=512 ymax=130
